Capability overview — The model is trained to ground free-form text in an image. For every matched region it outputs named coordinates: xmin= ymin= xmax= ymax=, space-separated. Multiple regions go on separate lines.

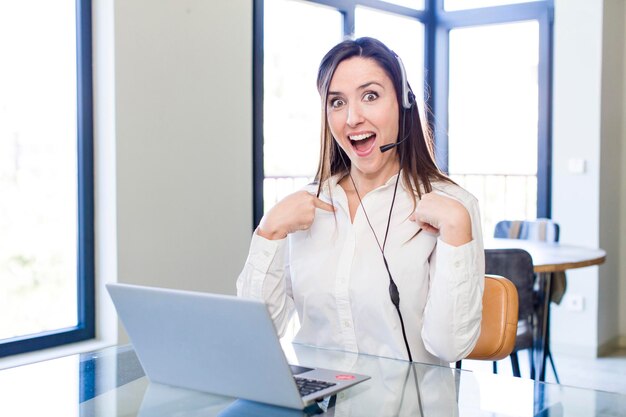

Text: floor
xmin=460 ymin=348 xmax=626 ymax=395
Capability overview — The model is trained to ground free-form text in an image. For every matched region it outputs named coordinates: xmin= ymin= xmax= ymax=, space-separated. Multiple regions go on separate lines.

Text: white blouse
xmin=237 ymin=174 xmax=484 ymax=365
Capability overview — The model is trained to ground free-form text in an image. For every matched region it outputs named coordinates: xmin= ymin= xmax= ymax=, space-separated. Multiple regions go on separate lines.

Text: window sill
xmin=0 ymin=338 xmax=116 ymax=371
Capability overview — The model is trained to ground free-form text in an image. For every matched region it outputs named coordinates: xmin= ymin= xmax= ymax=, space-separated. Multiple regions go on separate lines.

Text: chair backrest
xmin=494 ymin=218 xmax=560 ymax=243
xmin=466 ymin=275 xmax=519 ymax=361
xmin=483 ymin=248 xmax=536 ymax=355
xmin=484 ymin=248 xmax=535 ymax=327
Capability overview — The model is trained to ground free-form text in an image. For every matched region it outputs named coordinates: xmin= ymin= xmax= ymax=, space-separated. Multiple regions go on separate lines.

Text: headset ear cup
xmin=403 ymin=87 xmax=413 ymax=110
xmin=407 ymin=90 xmax=415 ymax=108
xmin=395 ymin=54 xmax=413 ymax=110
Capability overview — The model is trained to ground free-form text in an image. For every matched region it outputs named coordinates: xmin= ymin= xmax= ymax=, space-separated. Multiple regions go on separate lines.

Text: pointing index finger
xmin=313 ymin=197 xmax=336 ymax=212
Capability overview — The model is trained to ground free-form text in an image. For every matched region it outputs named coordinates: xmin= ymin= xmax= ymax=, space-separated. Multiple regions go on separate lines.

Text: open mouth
xmin=349 ymin=133 xmax=377 ymax=154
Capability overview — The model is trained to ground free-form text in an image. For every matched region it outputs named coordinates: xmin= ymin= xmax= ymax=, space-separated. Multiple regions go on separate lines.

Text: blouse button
xmin=343 ymin=320 xmax=351 ymax=328
xmin=454 ymin=260 xmax=461 ymax=268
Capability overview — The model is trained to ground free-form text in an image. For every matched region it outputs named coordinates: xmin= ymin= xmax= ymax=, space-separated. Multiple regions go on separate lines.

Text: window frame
xmin=431 ymin=0 xmax=554 ymax=217
xmin=253 ymin=0 xmax=553 ymax=226
xmin=0 ymin=0 xmax=95 ymax=357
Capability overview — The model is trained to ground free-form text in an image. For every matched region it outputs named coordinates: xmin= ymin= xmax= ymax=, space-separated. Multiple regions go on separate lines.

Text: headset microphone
xmin=380 ymin=135 xmax=409 ymax=153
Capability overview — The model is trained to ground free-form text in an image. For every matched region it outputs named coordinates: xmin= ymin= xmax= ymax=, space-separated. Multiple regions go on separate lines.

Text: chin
xmin=351 ymin=160 xmax=384 ymax=175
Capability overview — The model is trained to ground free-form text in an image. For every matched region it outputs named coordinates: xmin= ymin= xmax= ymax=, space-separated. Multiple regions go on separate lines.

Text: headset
xmin=379 ymin=54 xmax=415 ymax=153
xmin=396 ymin=54 xmax=416 ymax=111
xmin=342 ymin=53 xmax=419 ymax=362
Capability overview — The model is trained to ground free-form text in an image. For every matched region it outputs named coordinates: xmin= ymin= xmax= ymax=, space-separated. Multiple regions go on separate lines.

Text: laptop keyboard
xmin=295 ymin=377 xmax=336 ymax=397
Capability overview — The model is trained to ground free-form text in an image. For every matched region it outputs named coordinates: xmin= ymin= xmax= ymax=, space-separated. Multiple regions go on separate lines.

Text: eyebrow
xmin=328 ymin=81 xmax=385 ymax=96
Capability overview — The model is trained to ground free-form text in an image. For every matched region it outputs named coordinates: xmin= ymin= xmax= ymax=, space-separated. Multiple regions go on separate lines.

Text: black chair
xmin=494 ymin=219 xmax=562 ymax=382
xmin=484 ymin=248 xmax=536 ymax=379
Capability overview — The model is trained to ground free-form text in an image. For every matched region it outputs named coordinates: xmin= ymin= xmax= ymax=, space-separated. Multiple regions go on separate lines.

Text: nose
xmin=346 ymin=102 xmax=364 ymax=128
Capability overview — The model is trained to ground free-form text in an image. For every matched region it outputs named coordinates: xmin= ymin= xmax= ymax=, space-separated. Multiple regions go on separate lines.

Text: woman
xmin=238 ymin=37 xmax=484 ymax=364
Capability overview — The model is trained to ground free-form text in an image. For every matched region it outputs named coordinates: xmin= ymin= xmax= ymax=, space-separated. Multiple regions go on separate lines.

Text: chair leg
xmin=492 ymin=361 xmax=498 ymax=374
xmin=548 ymin=351 xmax=560 ymax=384
xmin=510 ymin=353 xmax=521 ymax=377
xmin=528 ymin=348 xmax=535 ymax=380
xmin=455 ymin=360 xmax=462 ymax=369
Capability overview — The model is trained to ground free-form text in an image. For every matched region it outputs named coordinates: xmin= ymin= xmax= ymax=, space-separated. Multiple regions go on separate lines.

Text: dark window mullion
xmin=537 ymin=4 xmax=554 ymax=217
xmin=426 ymin=0 xmax=451 ymax=172
xmin=76 ymin=0 xmax=95 ymax=336
xmin=431 ymin=25 xmax=450 ymax=173
xmin=344 ymin=7 xmax=355 ymax=36
xmin=253 ymin=0 xmax=264 ymax=227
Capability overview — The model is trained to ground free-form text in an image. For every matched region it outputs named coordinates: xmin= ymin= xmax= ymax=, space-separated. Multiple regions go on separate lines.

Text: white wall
xmin=114 ymin=0 xmax=253 ymax=300
xmin=551 ymin=0 xmax=626 ymax=357
xmin=599 ymin=0 xmax=625 ymax=350
xmin=93 ymin=0 xmax=118 ymax=347
xmin=551 ymin=0 xmax=603 ymax=357
xmin=620 ymin=1 xmax=626 ymax=345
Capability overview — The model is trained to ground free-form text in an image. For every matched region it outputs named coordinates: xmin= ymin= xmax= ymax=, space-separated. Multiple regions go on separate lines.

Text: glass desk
xmin=1 ymin=343 xmax=624 ymax=417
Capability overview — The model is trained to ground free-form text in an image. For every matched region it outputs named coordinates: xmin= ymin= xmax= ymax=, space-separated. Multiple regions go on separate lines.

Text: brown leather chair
xmin=456 ymin=274 xmax=519 ymax=370
xmin=466 ymin=274 xmax=519 ymax=361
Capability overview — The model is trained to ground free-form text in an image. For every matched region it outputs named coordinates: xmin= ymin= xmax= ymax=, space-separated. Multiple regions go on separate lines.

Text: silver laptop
xmin=106 ymin=283 xmax=369 ymax=410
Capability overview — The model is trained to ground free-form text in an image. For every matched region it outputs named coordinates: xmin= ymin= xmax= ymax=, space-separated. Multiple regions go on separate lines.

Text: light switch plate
xmin=568 ymin=158 xmax=586 ymax=174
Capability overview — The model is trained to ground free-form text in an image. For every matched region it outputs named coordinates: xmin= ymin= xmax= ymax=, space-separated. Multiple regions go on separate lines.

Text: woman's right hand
xmin=257 ymin=191 xmax=335 ymax=240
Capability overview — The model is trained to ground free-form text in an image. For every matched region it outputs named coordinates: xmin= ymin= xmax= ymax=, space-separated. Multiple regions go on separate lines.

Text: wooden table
xmin=486 ymin=238 xmax=606 ymax=273
xmin=484 ymin=238 xmax=606 ymax=382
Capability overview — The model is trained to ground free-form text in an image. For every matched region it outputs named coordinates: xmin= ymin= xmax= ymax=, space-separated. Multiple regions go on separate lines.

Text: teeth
xmin=349 ymin=133 xmax=374 ymax=141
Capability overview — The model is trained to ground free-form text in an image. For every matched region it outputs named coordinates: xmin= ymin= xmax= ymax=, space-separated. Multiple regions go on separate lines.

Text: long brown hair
xmin=315 ymin=37 xmax=451 ymax=205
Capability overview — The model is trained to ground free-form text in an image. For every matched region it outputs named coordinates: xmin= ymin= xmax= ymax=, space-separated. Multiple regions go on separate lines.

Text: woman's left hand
xmin=410 ymin=192 xmax=472 ymax=247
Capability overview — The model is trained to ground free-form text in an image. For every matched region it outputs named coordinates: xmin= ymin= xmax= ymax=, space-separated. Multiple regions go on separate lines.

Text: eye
xmin=329 ymin=97 xmax=346 ymax=109
xmin=363 ymin=91 xmax=379 ymax=102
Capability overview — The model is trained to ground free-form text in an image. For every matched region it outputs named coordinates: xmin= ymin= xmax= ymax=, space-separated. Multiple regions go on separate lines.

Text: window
xmin=354 ymin=6 xmax=425 ymax=104
xmin=438 ymin=2 xmax=553 ymax=233
xmin=255 ymin=0 xmax=552 ymax=235
xmin=0 ymin=1 xmax=94 ymax=356
xmin=261 ymin=0 xmax=342 ymax=211
xmin=448 ymin=21 xmax=541 ymax=233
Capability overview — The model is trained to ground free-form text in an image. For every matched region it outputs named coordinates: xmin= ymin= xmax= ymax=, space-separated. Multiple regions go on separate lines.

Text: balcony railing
xmin=450 ymin=173 xmax=537 ymax=236
xmin=263 ymin=176 xmax=314 ymax=212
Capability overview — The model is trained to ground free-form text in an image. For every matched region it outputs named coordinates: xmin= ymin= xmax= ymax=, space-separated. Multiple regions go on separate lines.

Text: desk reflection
xmin=218 ymin=399 xmax=311 ymax=416
xmin=287 ymin=343 xmax=459 ymax=417
xmin=79 ymin=345 xmax=460 ymax=417
xmin=65 ymin=345 xmax=626 ymax=417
